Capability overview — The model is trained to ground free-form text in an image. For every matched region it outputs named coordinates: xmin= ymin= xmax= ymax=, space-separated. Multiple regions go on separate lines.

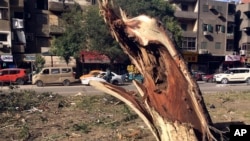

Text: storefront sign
xmin=225 ymin=55 xmax=241 ymax=61
xmin=182 ymin=51 xmax=198 ymax=63
xmin=0 ymin=55 xmax=13 ymax=62
xmin=24 ymin=54 xmax=36 ymax=62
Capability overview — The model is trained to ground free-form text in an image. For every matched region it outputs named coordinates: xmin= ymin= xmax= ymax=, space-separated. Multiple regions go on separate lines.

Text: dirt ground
xmin=1 ymin=87 xmax=250 ymax=141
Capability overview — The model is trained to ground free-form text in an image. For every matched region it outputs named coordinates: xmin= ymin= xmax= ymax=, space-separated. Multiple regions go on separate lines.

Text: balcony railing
xmin=48 ymin=0 xmax=75 ymax=12
xmin=49 ymin=25 xmax=65 ymax=34
xmin=174 ymin=11 xmax=197 ymax=20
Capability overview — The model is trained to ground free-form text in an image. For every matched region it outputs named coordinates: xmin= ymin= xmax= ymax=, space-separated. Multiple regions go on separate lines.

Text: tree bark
xmin=90 ymin=0 xmax=224 ymax=140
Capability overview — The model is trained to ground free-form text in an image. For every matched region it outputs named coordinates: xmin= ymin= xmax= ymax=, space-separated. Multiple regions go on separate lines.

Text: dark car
xmin=202 ymin=74 xmax=214 ymax=83
xmin=191 ymin=71 xmax=206 ymax=81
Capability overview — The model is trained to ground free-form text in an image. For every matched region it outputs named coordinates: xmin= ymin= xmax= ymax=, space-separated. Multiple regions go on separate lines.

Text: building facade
xmin=0 ymin=0 xmax=25 ymax=68
xmin=171 ymin=0 xmax=238 ymax=73
xmin=236 ymin=0 xmax=250 ymax=66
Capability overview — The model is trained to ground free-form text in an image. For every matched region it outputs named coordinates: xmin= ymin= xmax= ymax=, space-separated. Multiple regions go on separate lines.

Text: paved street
xmin=1 ymin=81 xmax=250 ymax=96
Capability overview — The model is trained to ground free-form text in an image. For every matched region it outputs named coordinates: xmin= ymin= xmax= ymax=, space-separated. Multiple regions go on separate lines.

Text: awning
xmin=81 ymin=51 xmax=110 ymax=63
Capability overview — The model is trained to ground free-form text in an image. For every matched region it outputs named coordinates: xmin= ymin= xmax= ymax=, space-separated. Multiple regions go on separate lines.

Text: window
xmin=35 ymin=0 xmax=48 ymax=10
xmin=14 ymin=12 xmax=23 ymax=19
xmin=181 ymin=24 xmax=187 ymax=31
xmin=226 ymin=40 xmax=234 ymax=51
xmin=203 ymin=5 xmax=209 ymax=12
xmin=203 ymin=24 xmax=213 ymax=33
xmin=181 ymin=4 xmax=188 ymax=11
xmin=62 ymin=68 xmax=71 ymax=73
xmin=9 ymin=70 xmax=19 ymax=74
xmin=215 ymin=42 xmax=221 ymax=49
xmin=181 ymin=37 xmax=196 ymax=50
xmin=227 ymin=22 xmax=234 ymax=34
xmin=201 ymin=42 xmax=207 ymax=49
xmin=51 ymin=69 xmax=60 ymax=74
xmin=0 ymin=33 xmax=8 ymax=41
xmin=26 ymin=33 xmax=34 ymax=42
xmin=42 ymin=69 xmax=49 ymax=74
xmin=216 ymin=25 xmax=225 ymax=33
xmin=0 ymin=8 xmax=8 ymax=20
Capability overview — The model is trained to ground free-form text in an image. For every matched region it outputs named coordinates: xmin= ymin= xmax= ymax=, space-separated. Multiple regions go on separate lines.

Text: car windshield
xmin=224 ymin=70 xmax=231 ymax=74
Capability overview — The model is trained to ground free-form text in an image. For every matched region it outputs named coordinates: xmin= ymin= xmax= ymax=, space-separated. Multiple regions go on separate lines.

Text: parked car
xmin=98 ymin=71 xmax=124 ymax=85
xmin=124 ymin=72 xmax=144 ymax=83
xmin=213 ymin=67 xmax=250 ymax=84
xmin=0 ymin=68 xmax=29 ymax=85
xmin=81 ymin=75 xmax=107 ymax=85
xmin=191 ymin=70 xmax=206 ymax=81
xmin=32 ymin=67 xmax=76 ymax=87
xmin=202 ymin=74 xmax=214 ymax=83
xmin=80 ymin=70 xmax=102 ymax=80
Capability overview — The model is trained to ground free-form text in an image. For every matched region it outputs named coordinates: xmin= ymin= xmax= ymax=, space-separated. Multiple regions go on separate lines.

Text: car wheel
xmin=207 ymin=78 xmax=213 ymax=83
xmin=221 ymin=78 xmax=228 ymax=84
xmin=63 ymin=79 xmax=70 ymax=86
xmin=36 ymin=80 xmax=44 ymax=87
xmin=16 ymin=78 xmax=25 ymax=85
xmin=246 ymin=78 xmax=250 ymax=85
xmin=112 ymin=80 xmax=119 ymax=85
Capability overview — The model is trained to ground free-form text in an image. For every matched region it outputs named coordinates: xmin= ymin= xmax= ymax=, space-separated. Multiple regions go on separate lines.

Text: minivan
xmin=213 ymin=68 xmax=250 ymax=84
xmin=32 ymin=67 xmax=76 ymax=86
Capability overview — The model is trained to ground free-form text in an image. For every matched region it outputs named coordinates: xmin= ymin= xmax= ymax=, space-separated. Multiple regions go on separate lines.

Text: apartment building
xmin=236 ymin=0 xmax=250 ymax=66
xmin=170 ymin=0 xmax=237 ymax=73
xmin=0 ymin=0 xmax=25 ymax=68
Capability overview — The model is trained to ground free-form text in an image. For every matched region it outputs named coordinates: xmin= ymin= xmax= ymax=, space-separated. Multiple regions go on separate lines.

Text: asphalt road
xmin=1 ymin=81 xmax=250 ymax=95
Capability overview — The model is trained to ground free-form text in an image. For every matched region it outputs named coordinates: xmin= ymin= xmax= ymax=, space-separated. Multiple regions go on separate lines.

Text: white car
xmin=98 ymin=71 xmax=124 ymax=85
xmin=213 ymin=68 xmax=250 ymax=84
xmin=81 ymin=76 xmax=107 ymax=85
xmin=81 ymin=71 xmax=124 ymax=85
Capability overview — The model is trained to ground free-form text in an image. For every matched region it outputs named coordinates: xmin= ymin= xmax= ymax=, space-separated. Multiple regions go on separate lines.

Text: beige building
xmin=170 ymin=0 xmax=237 ymax=73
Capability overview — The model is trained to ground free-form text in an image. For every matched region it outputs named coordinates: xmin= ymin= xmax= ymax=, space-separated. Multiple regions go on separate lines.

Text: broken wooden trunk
xmin=90 ymin=0 xmax=225 ymax=140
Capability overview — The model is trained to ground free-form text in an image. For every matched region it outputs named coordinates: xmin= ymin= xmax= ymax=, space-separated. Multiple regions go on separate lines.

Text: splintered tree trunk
xmin=89 ymin=0 xmax=223 ymax=141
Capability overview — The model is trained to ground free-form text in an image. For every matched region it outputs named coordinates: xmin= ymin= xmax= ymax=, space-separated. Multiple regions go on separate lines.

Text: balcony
xmin=240 ymin=20 xmax=250 ymax=31
xmin=226 ymin=33 xmax=234 ymax=39
xmin=182 ymin=31 xmax=197 ymax=37
xmin=10 ymin=0 xmax=24 ymax=7
xmin=48 ymin=0 xmax=75 ymax=12
xmin=237 ymin=3 xmax=250 ymax=18
xmin=209 ymin=5 xmax=218 ymax=14
xmin=168 ymin=0 xmax=196 ymax=3
xmin=0 ymin=1 xmax=8 ymax=7
xmin=49 ymin=25 xmax=65 ymax=34
xmin=174 ymin=11 xmax=197 ymax=20
xmin=241 ymin=35 xmax=250 ymax=43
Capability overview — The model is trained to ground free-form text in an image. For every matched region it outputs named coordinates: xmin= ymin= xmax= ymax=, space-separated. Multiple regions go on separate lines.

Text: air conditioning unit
xmin=12 ymin=18 xmax=24 ymax=29
xmin=240 ymin=50 xmax=246 ymax=55
xmin=199 ymin=49 xmax=209 ymax=54
xmin=203 ymin=31 xmax=209 ymax=36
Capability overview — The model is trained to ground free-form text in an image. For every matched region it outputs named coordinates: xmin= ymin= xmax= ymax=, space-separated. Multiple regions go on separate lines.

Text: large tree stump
xmin=90 ymin=0 xmax=224 ymax=140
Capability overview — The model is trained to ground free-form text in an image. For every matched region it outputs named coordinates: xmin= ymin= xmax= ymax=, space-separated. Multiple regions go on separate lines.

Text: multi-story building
xmin=236 ymin=0 xmax=250 ymax=66
xmin=0 ymin=0 xmax=25 ymax=68
xmin=170 ymin=0 xmax=237 ymax=73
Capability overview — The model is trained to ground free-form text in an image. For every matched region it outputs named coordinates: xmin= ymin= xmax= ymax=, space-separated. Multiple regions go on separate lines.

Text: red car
xmin=0 ymin=68 xmax=29 ymax=85
xmin=202 ymin=74 xmax=214 ymax=83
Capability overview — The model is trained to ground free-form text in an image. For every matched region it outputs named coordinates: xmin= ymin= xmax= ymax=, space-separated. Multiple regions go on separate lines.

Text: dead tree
xmin=90 ymin=0 xmax=224 ymax=140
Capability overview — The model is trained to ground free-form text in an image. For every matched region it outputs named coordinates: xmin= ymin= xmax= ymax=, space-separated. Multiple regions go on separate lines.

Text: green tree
xmin=113 ymin=0 xmax=182 ymax=47
xmin=34 ymin=54 xmax=45 ymax=73
xmin=50 ymin=4 xmax=85 ymax=64
xmin=81 ymin=6 xmax=128 ymax=64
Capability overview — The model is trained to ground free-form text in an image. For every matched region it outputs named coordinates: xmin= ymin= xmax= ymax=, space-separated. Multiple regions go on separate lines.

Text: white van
xmin=213 ymin=67 xmax=250 ymax=84
xmin=32 ymin=67 xmax=76 ymax=86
